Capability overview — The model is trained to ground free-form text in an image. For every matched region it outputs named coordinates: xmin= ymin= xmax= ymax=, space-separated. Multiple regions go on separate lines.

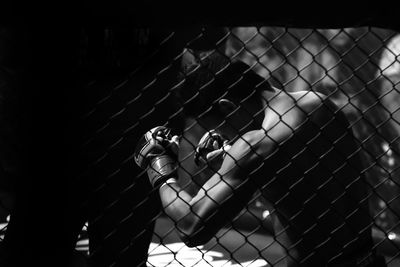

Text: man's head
xmin=175 ymin=54 xmax=271 ymax=136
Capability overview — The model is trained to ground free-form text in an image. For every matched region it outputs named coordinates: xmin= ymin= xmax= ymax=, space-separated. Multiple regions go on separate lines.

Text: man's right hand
xmin=134 ymin=126 xmax=179 ymax=187
xmin=194 ymin=130 xmax=231 ymax=169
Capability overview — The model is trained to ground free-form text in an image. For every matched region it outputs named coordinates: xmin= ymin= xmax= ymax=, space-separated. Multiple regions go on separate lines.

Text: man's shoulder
xmin=292 ymin=91 xmax=328 ymax=112
xmin=269 ymin=90 xmax=327 ymax=115
xmin=265 ymin=91 xmax=338 ymax=141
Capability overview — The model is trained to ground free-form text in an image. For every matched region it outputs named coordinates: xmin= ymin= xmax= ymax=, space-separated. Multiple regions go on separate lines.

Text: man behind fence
xmin=134 ymin=57 xmax=387 ymax=266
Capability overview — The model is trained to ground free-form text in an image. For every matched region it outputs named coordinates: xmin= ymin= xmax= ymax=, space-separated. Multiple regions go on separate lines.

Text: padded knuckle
xmin=134 ymin=126 xmax=172 ymax=169
xmin=195 ymin=130 xmax=228 ymax=166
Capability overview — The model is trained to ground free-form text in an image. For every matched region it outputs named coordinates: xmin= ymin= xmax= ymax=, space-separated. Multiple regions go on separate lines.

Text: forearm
xmin=158 ymin=179 xmax=196 ymax=235
xmin=158 ymin=178 xmax=225 ymax=247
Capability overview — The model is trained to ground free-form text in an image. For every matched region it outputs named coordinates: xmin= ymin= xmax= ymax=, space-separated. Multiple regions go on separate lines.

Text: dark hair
xmin=175 ymin=57 xmax=270 ymax=118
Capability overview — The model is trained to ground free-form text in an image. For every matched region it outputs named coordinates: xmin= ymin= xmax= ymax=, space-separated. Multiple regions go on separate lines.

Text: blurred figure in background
xmin=376 ymin=33 xmax=400 ymax=237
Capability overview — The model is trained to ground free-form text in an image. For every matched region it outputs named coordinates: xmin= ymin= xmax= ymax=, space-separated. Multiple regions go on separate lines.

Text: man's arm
xmin=158 ymin=129 xmax=277 ymax=247
xmin=134 ymin=114 xmax=298 ymax=247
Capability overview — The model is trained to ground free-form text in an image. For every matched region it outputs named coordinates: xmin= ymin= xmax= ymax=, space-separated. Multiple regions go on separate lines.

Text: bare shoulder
xmin=288 ymin=90 xmax=328 ymax=113
xmin=264 ymin=90 xmax=335 ymax=143
xmin=293 ymin=91 xmax=344 ymax=127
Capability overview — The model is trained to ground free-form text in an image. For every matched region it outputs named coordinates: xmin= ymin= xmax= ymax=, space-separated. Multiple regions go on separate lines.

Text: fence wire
xmin=1 ymin=26 xmax=400 ymax=267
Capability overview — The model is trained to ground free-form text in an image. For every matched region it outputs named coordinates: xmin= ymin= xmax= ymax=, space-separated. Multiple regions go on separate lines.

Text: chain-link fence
xmin=1 ymin=25 xmax=400 ymax=267
xmin=78 ymin=26 xmax=400 ymax=266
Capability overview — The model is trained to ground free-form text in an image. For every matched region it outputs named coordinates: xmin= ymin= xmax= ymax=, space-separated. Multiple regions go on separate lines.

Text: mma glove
xmin=194 ymin=130 xmax=231 ymax=169
xmin=134 ymin=126 xmax=179 ymax=187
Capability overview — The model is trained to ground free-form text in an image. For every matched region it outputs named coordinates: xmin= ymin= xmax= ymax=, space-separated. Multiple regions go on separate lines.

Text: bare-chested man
xmin=134 ymin=59 xmax=386 ymax=266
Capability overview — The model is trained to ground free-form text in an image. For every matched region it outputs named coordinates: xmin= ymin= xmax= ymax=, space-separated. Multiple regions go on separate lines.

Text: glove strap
xmin=147 ymin=155 xmax=178 ymax=188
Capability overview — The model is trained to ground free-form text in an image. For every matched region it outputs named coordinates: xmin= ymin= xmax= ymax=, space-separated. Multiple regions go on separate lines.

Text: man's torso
xmin=257 ymin=92 xmax=373 ymax=265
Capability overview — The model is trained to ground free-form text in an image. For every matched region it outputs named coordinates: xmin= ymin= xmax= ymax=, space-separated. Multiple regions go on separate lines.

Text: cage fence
xmin=1 ymin=25 xmax=400 ymax=267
